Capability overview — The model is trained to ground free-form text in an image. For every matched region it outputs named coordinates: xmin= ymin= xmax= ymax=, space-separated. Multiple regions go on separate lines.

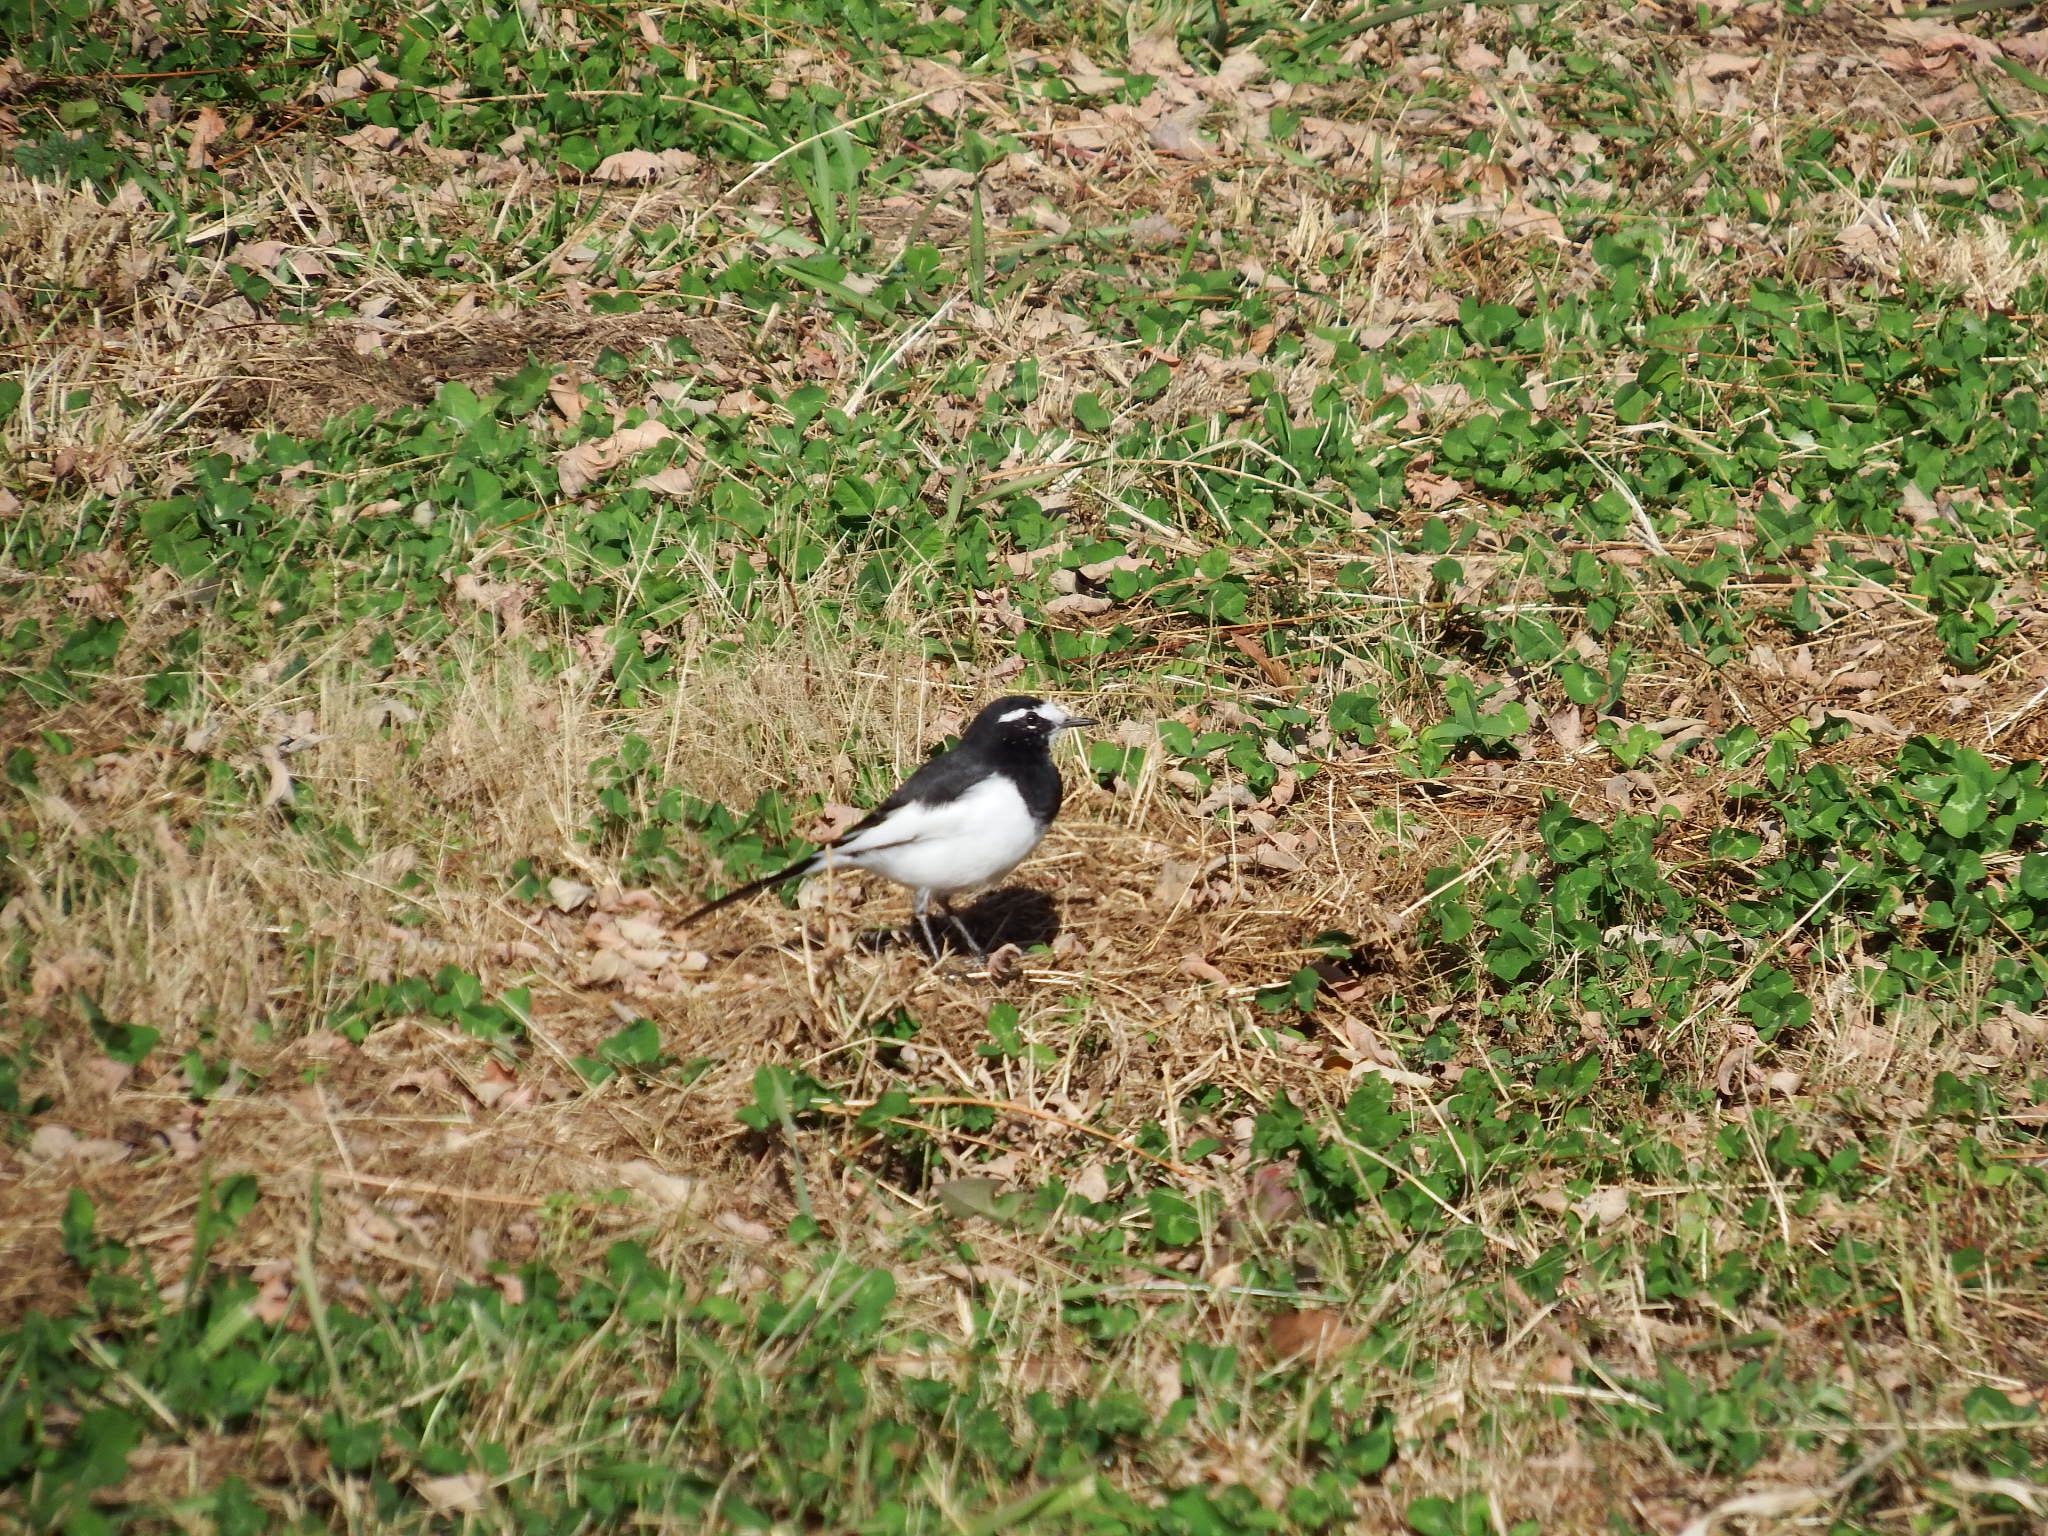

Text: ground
xmin=5 ymin=1 xmax=2048 ymax=1531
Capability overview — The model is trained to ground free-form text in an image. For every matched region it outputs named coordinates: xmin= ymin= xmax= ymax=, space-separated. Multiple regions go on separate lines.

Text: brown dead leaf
xmin=1231 ymin=633 xmax=1296 ymax=689
xmin=547 ymin=877 xmax=594 ymax=912
xmin=250 ymin=1261 xmax=294 ymax=1324
xmin=1247 ymin=1164 xmax=1301 ymax=1226
xmin=618 ymin=1159 xmax=708 ymax=1211
xmin=29 ymin=1124 xmax=80 ymax=1160
xmin=338 ymin=123 xmax=401 ymax=153
xmin=256 ymin=744 xmax=294 ymax=809
xmin=1687 ymin=51 xmax=1759 ymax=82
xmin=1210 ymin=47 xmax=1267 ymax=95
xmin=186 ymin=106 xmax=227 ymax=170
xmin=1265 ymin=1308 xmax=1359 ymax=1363
xmin=1252 ymin=841 xmax=1305 ymax=874
xmin=1181 ymin=953 xmax=1229 ymax=986
xmin=472 ymin=1059 xmax=534 ymax=1111
xmin=1150 ymin=111 xmax=1211 ymax=159
xmin=581 ymin=950 xmax=648 ymax=988
xmin=634 ymin=462 xmax=700 ymax=498
xmin=414 ymin=1472 xmax=490 ymax=1514
xmin=1574 ymin=1187 xmax=1629 ymax=1229
xmin=1883 ymin=18 xmax=2002 ymax=65
xmin=1128 ymin=31 xmax=1183 ymax=75
xmin=1042 ymin=591 xmax=1113 ymax=619
xmin=161 ymin=1120 xmax=201 ymax=1162
xmin=1405 ymin=468 xmax=1463 ymax=510
xmin=1064 ymin=49 xmax=1122 ymax=94
xmin=31 ymin=947 xmax=110 ymax=1005
xmin=714 ymin=1210 xmax=776 ymax=1244
xmin=1071 ymin=1163 xmax=1111 ymax=1203
xmin=547 ymin=370 xmax=593 ymax=423
xmin=79 ymin=1064 xmax=132 ymax=1097
xmin=556 ymin=421 xmax=676 ymax=496
xmin=591 ymin=147 xmax=697 ymax=183
xmin=1714 ymin=1023 xmax=1761 ymax=1097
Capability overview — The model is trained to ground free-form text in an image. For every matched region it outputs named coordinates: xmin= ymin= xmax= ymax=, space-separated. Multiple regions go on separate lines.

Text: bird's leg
xmin=912 ymin=888 xmax=944 ymax=958
xmin=939 ymin=896 xmax=986 ymax=961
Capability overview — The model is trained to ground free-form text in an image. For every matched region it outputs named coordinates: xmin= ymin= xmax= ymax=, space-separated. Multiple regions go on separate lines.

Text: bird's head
xmin=967 ymin=696 xmax=1098 ymax=748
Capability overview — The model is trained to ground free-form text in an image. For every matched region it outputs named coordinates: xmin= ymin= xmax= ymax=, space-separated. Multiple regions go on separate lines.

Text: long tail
xmin=678 ymin=851 xmax=822 ymax=928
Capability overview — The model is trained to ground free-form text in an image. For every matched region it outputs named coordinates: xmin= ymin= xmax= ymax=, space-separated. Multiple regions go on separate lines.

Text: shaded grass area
xmin=6 ymin=0 xmax=2048 ymax=1531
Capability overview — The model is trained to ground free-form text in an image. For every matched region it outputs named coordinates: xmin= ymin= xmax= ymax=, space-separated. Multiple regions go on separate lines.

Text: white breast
xmin=823 ymin=774 xmax=1047 ymax=896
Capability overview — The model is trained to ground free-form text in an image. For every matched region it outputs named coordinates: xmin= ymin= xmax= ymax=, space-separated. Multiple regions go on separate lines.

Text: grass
xmin=5 ymin=0 xmax=2048 ymax=1530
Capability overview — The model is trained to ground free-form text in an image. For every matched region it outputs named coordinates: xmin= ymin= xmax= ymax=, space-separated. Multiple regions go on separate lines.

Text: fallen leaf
xmin=547 ymin=370 xmax=590 ymax=423
xmin=1265 ymin=1308 xmax=1359 ymax=1363
xmin=547 ymin=877 xmax=594 ymax=912
xmin=1045 ymin=592 xmax=1113 ymax=617
xmin=1405 ymin=468 xmax=1463 ymax=509
xmin=1180 ymin=953 xmax=1229 ymax=985
xmin=1064 ymin=49 xmax=1122 ymax=94
xmin=472 ymin=1059 xmax=534 ymax=1111
xmin=414 ymin=1472 xmax=490 ymax=1514
xmin=257 ymin=745 xmax=294 ymax=808
xmin=714 ymin=1211 xmax=776 ymax=1244
xmin=634 ymin=462 xmax=700 ymax=497
xmin=80 ymin=1056 xmax=133 ymax=1096
xmin=1210 ymin=47 xmax=1267 ymax=94
xmin=1247 ymin=1164 xmax=1301 ymax=1225
xmin=556 ymin=421 xmax=676 ymax=496
xmin=613 ymin=914 xmax=665 ymax=948
xmin=1574 ymin=1187 xmax=1629 ymax=1229
xmin=1546 ymin=705 xmax=1585 ymax=754
xmin=1883 ymin=18 xmax=2002 ymax=65
xmin=1252 ymin=841 xmax=1305 ymax=873
xmin=1149 ymin=112 xmax=1211 ymax=159
xmin=186 ymin=107 xmax=227 ymax=170
xmin=618 ymin=1159 xmax=707 ymax=1211
xmin=581 ymin=950 xmax=647 ymax=988
xmin=28 ymin=1124 xmax=79 ymax=1160
xmin=337 ymin=123 xmax=401 ymax=153
xmin=934 ymin=1177 xmax=1023 ymax=1222
xmin=590 ymin=147 xmax=697 ymax=183
xmin=1128 ymin=31 xmax=1183 ymax=75
xmin=30 ymin=947 xmax=109 ymax=1005
xmin=250 ymin=1261 xmax=293 ymax=1324
xmin=1685 ymin=51 xmax=1759 ymax=82
xmin=1153 ymin=858 xmax=1206 ymax=909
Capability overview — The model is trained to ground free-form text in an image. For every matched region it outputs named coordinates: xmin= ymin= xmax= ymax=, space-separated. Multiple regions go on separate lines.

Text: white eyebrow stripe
xmin=998 ymin=706 xmax=1035 ymax=722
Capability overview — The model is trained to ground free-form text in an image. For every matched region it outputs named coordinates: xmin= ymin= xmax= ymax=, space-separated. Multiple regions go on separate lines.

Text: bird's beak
xmin=1058 ymin=714 xmax=1099 ymax=732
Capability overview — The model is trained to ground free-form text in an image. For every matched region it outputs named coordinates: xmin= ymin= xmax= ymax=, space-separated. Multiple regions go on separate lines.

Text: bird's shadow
xmin=852 ymin=885 xmax=1060 ymax=957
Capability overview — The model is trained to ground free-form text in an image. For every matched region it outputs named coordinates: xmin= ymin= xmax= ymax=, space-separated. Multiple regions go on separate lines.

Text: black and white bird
xmin=680 ymin=696 xmax=1097 ymax=956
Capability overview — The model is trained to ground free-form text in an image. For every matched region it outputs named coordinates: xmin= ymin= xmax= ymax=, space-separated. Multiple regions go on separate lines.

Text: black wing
xmin=677 ymin=740 xmax=974 ymax=926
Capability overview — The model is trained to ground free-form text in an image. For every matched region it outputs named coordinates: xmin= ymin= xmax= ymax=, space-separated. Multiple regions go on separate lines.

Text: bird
xmin=679 ymin=696 xmax=1098 ymax=957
